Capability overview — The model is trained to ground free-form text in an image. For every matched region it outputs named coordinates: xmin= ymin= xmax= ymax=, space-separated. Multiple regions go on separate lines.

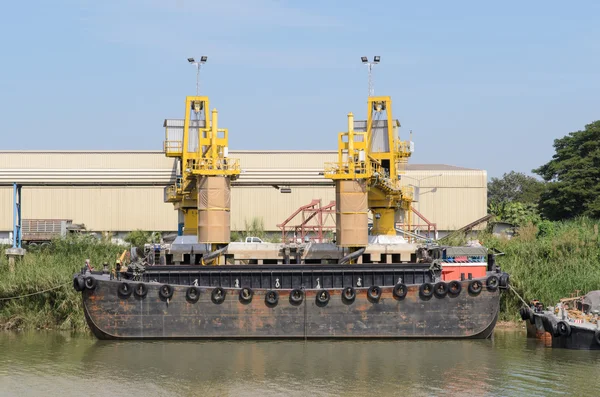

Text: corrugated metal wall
xmin=0 ymin=187 xmax=177 ymax=231
xmin=0 ymin=151 xmax=174 ymax=169
xmin=231 ymin=187 xmax=337 ymax=232
xmin=0 ymin=151 xmax=487 ymax=232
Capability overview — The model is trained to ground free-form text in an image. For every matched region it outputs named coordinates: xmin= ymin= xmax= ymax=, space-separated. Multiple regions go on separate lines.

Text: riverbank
xmin=1 ymin=218 xmax=599 ymax=331
xmin=0 ymin=236 xmax=122 ymax=331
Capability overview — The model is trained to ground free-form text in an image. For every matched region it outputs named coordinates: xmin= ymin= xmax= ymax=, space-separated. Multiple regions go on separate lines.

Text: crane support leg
xmin=372 ymin=208 xmax=396 ymax=236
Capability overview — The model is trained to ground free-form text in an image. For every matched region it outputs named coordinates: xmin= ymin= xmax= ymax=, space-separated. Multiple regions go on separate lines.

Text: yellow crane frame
xmin=325 ymin=96 xmax=414 ymax=239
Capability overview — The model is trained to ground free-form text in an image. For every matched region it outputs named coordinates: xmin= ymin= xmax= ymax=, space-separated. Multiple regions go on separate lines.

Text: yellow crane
xmin=164 ymin=96 xmax=240 ymax=263
xmin=324 ymin=95 xmax=414 ymax=255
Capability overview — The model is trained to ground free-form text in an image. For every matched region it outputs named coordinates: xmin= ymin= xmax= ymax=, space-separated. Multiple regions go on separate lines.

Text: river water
xmin=1 ymin=330 xmax=599 ymax=396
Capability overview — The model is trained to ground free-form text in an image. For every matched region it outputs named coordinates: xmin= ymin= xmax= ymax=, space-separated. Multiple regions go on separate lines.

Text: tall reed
xmin=0 ymin=235 xmax=123 ymax=331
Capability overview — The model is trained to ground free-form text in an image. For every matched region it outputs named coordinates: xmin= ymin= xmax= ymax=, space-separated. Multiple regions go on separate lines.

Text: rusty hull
xmin=82 ymin=278 xmax=500 ymax=340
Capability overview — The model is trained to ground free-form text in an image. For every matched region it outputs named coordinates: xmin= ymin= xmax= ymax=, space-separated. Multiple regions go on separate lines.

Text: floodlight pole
xmin=188 ymin=57 xmax=207 ymax=96
xmin=195 ymin=63 xmax=201 ymax=96
xmin=361 ymin=56 xmax=379 ymax=97
xmin=367 ymin=63 xmax=374 ymax=97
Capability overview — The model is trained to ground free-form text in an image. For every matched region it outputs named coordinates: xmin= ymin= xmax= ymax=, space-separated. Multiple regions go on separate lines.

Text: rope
xmin=509 ymin=284 xmax=530 ymax=308
xmin=0 ymin=282 xmax=70 ymax=301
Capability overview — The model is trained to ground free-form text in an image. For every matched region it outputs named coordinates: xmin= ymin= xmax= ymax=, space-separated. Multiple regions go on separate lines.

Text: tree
xmin=533 ymin=120 xmax=600 ymax=220
xmin=488 ymin=201 xmax=541 ymax=226
xmin=488 ymin=171 xmax=545 ymax=205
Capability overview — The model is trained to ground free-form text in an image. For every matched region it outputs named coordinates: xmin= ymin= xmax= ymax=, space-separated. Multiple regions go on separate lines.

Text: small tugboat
xmin=521 ymin=291 xmax=600 ymax=350
xmin=73 ymin=61 xmax=509 ymax=340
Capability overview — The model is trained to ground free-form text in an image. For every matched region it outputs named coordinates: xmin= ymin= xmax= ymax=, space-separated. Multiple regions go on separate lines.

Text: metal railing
xmin=164 ymin=184 xmax=180 ymax=202
xmin=164 ymin=140 xmax=183 ymax=155
xmin=395 ymin=140 xmax=412 ymax=157
xmin=190 ymin=157 xmax=241 ymax=175
xmin=323 ymin=161 xmax=370 ymax=179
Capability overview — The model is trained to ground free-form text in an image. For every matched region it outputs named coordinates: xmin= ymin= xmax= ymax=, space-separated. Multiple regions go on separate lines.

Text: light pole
xmin=187 ymin=56 xmax=208 ymax=96
xmin=361 ymin=56 xmax=380 ymax=96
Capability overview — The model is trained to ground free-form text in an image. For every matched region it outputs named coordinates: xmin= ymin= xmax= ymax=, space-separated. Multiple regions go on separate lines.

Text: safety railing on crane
xmin=189 ymin=157 xmax=241 ymax=176
xmin=323 ymin=160 xmax=370 ymax=179
xmin=164 ymin=140 xmax=183 ymax=156
xmin=395 ymin=140 xmax=413 ymax=158
xmin=164 ymin=183 xmax=180 ymax=203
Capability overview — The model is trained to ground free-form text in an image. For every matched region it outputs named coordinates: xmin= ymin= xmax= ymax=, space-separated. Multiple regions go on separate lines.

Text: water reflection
xmin=1 ymin=331 xmax=599 ymax=397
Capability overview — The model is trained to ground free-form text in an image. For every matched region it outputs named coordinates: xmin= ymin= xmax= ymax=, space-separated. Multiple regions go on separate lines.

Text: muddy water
xmin=1 ymin=330 xmax=599 ymax=396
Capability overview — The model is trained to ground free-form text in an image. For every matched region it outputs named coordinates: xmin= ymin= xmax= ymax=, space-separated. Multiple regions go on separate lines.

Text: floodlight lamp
xmin=200 ymin=56 xmax=208 ymax=63
xmin=361 ymin=56 xmax=368 ymax=63
xmin=188 ymin=58 xmax=195 ymax=63
xmin=374 ymin=56 xmax=380 ymax=63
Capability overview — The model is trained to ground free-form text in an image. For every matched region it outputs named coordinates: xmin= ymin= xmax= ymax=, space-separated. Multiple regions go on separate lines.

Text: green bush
xmin=0 ymin=236 xmax=123 ymax=331
xmin=479 ymin=218 xmax=600 ymax=320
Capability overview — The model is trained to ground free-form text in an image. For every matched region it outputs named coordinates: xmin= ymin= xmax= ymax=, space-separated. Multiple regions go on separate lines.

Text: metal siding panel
xmin=0 ymin=152 xmax=175 ymax=170
xmin=0 ymin=152 xmax=487 ymax=233
xmin=14 ymin=187 xmax=177 ymax=232
xmin=231 ymin=186 xmax=336 ymax=232
xmin=0 ymin=187 xmax=13 ymax=230
xmin=231 ymin=151 xmax=337 ymax=169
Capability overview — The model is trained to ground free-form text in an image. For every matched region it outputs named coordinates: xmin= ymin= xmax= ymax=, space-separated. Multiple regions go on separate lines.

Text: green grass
xmin=477 ymin=218 xmax=600 ymax=321
xmin=0 ymin=235 xmax=123 ymax=331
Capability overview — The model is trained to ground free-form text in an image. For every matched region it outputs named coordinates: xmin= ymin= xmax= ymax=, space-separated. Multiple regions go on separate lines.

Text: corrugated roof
xmin=0 ymin=150 xmax=482 ymax=171
xmin=406 ymin=164 xmax=477 ymax=171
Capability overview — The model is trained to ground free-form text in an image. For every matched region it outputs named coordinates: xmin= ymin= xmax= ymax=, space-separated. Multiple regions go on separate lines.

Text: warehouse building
xmin=0 ymin=150 xmax=487 ymax=243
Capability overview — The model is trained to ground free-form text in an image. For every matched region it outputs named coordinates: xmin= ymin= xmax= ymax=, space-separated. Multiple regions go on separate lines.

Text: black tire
xmin=393 ymin=283 xmax=408 ymax=300
xmin=342 ymin=287 xmax=356 ymax=303
xmin=519 ymin=307 xmax=531 ymax=321
xmin=594 ymin=330 xmax=600 ymax=346
xmin=265 ymin=290 xmax=279 ymax=306
xmin=556 ymin=320 xmax=571 ymax=337
xmin=433 ymin=282 xmax=448 ymax=298
xmin=134 ymin=283 xmax=148 ymax=298
xmin=289 ymin=289 xmax=304 ymax=305
xmin=448 ymin=280 xmax=462 ymax=296
xmin=419 ymin=283 xmax=433 ymax=298
xmin=159 ymin=284 xmax=174 ymax=300
xmin=468 ymin=280 xmax=483 ymax=295
xmin=211 ymin=287 xmax=225 ymax=304
xmin=316 ymin=290 xmax=330 ymax=306
xmin=84 ymin=276 xmax=97 ymax=290
xmin=367 ymin=286 xmax=381 ymax=302
xmin=499 ymin=273 xmax=510 ymax=289
xmin=73 ymin=276 xmax=84 ymax=292
xmin=239 ymin=287 xmax=253 ymax=303
xmin=486 ymin=276 xmax=499 ymax=291
xmin=118 ymin=282 xmax=132 ymax=298
xmin=186 ymin=286 xmax=200 ymax=303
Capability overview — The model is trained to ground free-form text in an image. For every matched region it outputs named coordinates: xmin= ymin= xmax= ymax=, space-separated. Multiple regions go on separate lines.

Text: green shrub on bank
xmin=0 ymin=235 xmax=123 ymax=331
xmin=479 ymin=218 xmax=600 ymax=320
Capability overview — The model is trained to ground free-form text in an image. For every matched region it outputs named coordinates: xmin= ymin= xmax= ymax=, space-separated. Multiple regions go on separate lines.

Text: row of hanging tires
xmin=77 ymin=275 xmax=502 ymax=306
xmin=553 ymin=318 xmax=600 ymax=346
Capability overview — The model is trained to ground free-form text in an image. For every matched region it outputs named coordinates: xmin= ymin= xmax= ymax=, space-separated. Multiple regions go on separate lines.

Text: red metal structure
xmin=277 ymin=200 xmax=335 ymax=243
xmin=408 ymin=206 xmax=438 ymax=238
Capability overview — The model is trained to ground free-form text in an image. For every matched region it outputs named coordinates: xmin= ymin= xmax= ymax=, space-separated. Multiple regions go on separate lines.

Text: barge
xmin=521 ymin=291 xmax=600 ymax=350
xmin=74 ymin=247 xmax=508 ymax=339
xmin=73 ymin=59 xmax=509 ymax=340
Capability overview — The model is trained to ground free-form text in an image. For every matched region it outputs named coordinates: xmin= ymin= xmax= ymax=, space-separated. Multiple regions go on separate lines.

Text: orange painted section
xmin=441 ymin=263 xmax=487 ymax=281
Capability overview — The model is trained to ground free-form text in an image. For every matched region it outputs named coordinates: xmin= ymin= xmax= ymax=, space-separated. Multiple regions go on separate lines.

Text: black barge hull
xmin=525 ymin=311 xmax=600 ymax=350
xmin=78 ymin=264 xmax=503 ymax=340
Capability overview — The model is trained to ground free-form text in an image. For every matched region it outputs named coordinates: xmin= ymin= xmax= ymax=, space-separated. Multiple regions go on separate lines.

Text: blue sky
xmin=1 ymin=0 xmax=599 ymax=178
